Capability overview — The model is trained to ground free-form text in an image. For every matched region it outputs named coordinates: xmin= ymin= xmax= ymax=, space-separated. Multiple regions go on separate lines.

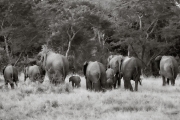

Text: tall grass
xmin=0 ymin=74 xmax=180 ymax=120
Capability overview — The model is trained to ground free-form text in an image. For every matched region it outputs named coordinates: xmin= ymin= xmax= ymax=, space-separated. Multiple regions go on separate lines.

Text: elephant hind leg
xmin=162 ymin=76 xmax=166 ymax=86
xmin=10 ymin=83 xmax=14 ymax=89
xmin=114 ymin=74 xmax=119 ymax=89
xmin=117 ymin=73 xmax=121 ymax=88
xmin=167 ymin=78 xmax=170 ymax=85
xmin=171 ymin=79 xmax=175 ymax=86
xmin=5 ymin=81 xmax=8 ymax=89
xmin=126 ymin=80 xmax=133 ymax=91
xmin=86 ymin=79 xmax=92 ymax=90
xmin=93 ymin=81 xmax=100 ymax=92
xmin=72 ymin=82 xmax=75 ymax=88
xmin=129 ymin=83 xmax=133 ymax=91
xmin=135 ymin=79 xmax=138 ymax=91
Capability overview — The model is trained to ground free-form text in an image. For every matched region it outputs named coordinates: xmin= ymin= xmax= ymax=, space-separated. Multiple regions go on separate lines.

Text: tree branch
xmin=14 ymin=35 xmax=38 ymax=66
xmin=146 ymin=19 xmax=158 ymax=38
xmin=130 ymin=44 xmax=147 ymax=68
xmin=137 ymin=14 xmax=143 ymax=30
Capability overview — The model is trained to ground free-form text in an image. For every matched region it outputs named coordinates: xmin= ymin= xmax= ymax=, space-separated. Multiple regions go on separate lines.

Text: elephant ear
xmin=155 ymin=56 xmax=162 ymax=61
xmin=155 ymin=56 xmax=162 ymax=70
xmin=83 ymin=61 xmax=89 ymax=76
xmin=2 ymin=66 xmax=6 ymax=75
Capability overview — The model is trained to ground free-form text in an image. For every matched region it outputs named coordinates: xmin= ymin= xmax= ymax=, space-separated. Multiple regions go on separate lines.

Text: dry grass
xmin=0 ymin=74 xmax=180 ymax=120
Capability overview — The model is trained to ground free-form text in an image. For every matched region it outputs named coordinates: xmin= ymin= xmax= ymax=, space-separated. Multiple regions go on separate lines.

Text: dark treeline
xmin=0 ymin=0 xmax=180 ymax=75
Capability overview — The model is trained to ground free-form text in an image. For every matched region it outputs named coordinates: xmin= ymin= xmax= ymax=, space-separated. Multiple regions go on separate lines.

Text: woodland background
xmin=1 ymin=0 xmax=180 ymax=76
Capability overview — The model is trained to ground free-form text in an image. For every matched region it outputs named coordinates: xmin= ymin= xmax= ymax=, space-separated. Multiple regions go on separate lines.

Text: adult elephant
xmin=108 ymin=55 xmax=124 ymax=88
xmin=121 ymin=57 xmax=142 ymax=91
xmin=155 ymin=56 xmax=178 ymax=86
xmin=83 ymin=61 xmax=107 ymax=91
xmin=24 ymin=65 xmax=45 ymax=83
xmin=3 ymin=64 xmax=19 ymax=89
xmin=39 ymin=46 xmax=69 ymax=85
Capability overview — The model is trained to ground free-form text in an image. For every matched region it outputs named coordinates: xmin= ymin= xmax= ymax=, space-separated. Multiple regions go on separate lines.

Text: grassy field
xmin=0 ymin=74 xmax=180 ymax=120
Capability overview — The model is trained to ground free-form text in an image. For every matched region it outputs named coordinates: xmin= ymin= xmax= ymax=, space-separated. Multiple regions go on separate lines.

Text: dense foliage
xmin=0 ymin=0 xmax=180 ymax=75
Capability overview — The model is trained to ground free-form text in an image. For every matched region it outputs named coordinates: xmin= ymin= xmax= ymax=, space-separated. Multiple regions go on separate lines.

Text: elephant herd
xmin=83 ymin=55 xmax=142 ymax=91
xmin=1 ymin=46 xmax=179 ymax=92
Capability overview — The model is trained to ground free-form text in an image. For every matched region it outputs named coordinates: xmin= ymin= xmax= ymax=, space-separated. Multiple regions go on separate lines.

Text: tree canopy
xmin=0 ymin=0 xmax=180 ymax=75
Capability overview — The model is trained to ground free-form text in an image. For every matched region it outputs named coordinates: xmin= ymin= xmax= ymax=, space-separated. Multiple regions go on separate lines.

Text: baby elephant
xmin=69 ymin=76 xmax=81 ymax=88
xmin=106 ymin=68 xmax=115 ymax=89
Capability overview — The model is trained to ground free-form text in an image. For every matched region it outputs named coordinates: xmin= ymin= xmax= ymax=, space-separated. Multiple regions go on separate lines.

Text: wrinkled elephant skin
xmin=155 ymin=56 xmax=178 ymax=86
xmin=83 ymin=61 xmax=107 ymax=92
xmin=3 ymin=64 xmax=19 ymax=89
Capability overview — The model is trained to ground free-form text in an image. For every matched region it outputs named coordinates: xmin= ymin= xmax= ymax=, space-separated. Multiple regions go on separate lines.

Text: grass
xmin=0 ymin=74 xmax=180 ymax=120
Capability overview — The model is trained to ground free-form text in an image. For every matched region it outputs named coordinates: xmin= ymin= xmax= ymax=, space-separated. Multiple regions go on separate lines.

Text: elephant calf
xmin=69 ymin=75 xmax=81 ymax=88
xmin=3 ymin=64 xmax=19 ymax=89
xmin=106 ymin=68 xmax=115 ymax=89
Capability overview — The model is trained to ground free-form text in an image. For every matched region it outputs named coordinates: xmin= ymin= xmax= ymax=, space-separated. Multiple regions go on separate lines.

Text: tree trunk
xmin=4 ymin=36 xmax=11 ymax=63
xmin=66 ymin=40 xmax=72 ymax=57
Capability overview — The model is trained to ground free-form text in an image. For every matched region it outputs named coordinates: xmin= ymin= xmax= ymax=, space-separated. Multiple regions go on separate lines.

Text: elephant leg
xmin=127 ymin=80 xmax=133 ymax=91
xmin=117 ymin=73 xmax=121 ymax=88
xmin=86 ymin=79 xmax=91 ymax=90
xmin=73 ymin=82 xmax=75 ymax=88
xmin=124 ymin=79 xmax=127 ymax=89
xmin=167 ymin=78 xmax=169 ymax=85
xmin=24 ymin=75 xmax=27 ymax=82
xmin=93 ymin=81 xmax=100 ymax=92
xmin=171 ymin=79 xmax=175 ymax=86
xmin=10 ymin=83 xmax=14 ymax=89
xmin=114 ymin=74 xmax=118 ymax=89
xmin=71 ymin=82 xmax=74 ymax=88
xmin=162 ymin=76 xmax=166 ymax=86
xmin=47 ymin=72 xmax=52 ymax=83
xmin=5 ymin=81 xmax=8 ymax=89
xmin=123 ymin=78 xmax=128 ymax=90
xmin=135 ymin=79 xmax=138 ymax=91
xmin=15 ymin=82 xmax=18 ymax=87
